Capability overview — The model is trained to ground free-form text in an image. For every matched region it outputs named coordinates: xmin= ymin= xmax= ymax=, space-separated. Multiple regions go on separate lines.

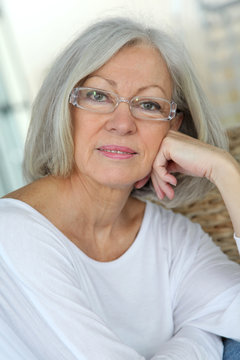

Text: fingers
xmin=151 ymin=170 xmax=177 ymax=200
xmin=134 ymin=173 xmax=151 ymax=189
xmin=151 ymin=129 xmax=220 ymax=200
xmin=151 ymin=143 xmax=178 ymax=200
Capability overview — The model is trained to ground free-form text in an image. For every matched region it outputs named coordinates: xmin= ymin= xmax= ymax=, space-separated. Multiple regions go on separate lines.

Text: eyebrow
xmin=86 ymin=75 xmax=168 ymax=97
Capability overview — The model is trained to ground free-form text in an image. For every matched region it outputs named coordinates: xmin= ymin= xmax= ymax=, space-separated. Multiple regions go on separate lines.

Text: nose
xmin=105 ymin=101 xmax=137 ymax=136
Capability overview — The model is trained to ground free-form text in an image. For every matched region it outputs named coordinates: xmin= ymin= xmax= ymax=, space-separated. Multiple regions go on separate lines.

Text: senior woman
xmin=0 ymin=17 xmax=240 ymax=360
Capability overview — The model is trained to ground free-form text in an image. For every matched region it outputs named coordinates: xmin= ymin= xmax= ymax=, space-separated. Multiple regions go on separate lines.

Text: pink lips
xmin=97 ymin=145 xmax=137 ymax=159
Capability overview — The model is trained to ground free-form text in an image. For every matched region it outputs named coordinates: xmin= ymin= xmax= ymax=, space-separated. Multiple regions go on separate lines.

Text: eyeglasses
xmin=69 ymin=87 xmax=177 ymax=121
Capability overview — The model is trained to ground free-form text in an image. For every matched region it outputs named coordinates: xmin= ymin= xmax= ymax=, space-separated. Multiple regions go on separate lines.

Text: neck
xmin=51 ymin=172 xmax=139 ymax=240
xmin=4 ymin=173 xmax=145 ymax=261
xmin=52 ymin=173 xmax=144 ymax=260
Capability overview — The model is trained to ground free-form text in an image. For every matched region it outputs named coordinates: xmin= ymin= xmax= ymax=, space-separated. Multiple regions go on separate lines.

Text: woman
xmin=0 ymin=17 xmax=240 ymax=359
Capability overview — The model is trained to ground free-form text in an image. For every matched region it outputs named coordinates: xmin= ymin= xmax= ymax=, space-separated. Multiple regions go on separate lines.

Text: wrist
xmin=211 ymin=150 xmax=240 ymax=191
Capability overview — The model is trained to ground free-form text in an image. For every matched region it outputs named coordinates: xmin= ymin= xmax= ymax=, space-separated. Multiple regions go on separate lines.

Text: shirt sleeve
xmin=0 ymin=210 xmax=145 ymax=360
xmin=150 ymin=326 xmax=223 ymax=360
xmin=150 ymin=211 xmax=240 ymax=360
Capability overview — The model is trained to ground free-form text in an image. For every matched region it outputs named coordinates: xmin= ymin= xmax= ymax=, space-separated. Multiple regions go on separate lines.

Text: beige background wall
xmin=3 ymin=0 xmax=239 ymax=130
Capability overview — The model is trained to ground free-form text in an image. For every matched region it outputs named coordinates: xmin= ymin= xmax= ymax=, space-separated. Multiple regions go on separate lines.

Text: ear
xmin=170 ymin=112 xmax=183 ymax=131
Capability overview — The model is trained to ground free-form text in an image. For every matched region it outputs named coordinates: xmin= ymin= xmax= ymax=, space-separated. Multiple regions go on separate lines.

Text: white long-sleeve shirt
xmin=0 ymin=198 xmax=240 ymax=360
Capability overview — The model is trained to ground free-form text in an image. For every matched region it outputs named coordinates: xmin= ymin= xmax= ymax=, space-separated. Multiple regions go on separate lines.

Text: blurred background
xmin=0 ymin=0 xmax=240 ymax=196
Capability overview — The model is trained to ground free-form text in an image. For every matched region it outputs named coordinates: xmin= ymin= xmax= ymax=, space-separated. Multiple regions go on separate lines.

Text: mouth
xmin=97 ymin=145 xmax=137 ymax=159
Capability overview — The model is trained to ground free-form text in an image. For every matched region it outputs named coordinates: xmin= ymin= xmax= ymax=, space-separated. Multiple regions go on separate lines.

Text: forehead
xmin=88 ymin=45 xmax=173 ymax=95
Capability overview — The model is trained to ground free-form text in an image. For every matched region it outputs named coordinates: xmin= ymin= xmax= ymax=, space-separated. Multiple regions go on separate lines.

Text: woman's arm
xmin=151 ymin=130 xmax=240 ymax=240
xmin=151 ymin=327 xmax=222 ymax=360
xmin=150 ymin=205 xmax=240 ymax=360
xmin=212 ymin=151 xmax=240 ymax=237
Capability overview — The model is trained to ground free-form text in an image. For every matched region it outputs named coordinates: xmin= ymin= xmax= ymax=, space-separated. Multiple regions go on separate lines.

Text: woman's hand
xmin=134 ymin=129 xmax=240 ymax=237
xmin=151 ymin=130 xmax=230 ymax=200
xmin=151 ymin=130 xmax=240 ymax=237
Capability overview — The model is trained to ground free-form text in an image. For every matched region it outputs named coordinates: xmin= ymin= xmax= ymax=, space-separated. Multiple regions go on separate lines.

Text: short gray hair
xmin=23 ymin=17 xmax=228 ymax=208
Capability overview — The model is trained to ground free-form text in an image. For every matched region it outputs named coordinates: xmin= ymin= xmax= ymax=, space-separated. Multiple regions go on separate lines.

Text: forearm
xmin=150 ymin=327 xmax=223 ymax=360
xmin=212 ymin=152 xmax=240 ymax=237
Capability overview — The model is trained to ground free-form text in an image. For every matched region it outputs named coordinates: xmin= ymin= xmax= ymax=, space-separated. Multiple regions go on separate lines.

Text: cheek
xmin=71 ymin=116 xmax=98 ymax=169
xmin=143 ymin=124 xmax=170 ymax=159
xmin=72 ymin=111 xmax=101 ymax=149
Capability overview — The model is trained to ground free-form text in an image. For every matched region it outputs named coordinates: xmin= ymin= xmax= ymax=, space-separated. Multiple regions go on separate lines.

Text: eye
xmin=86 ymin=90 xmax=108 ymax=102
xmin=139 ymin=101 xmax=161 ymax=111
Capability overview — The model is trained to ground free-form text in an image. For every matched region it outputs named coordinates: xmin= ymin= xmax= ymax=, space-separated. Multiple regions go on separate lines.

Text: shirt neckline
xmin=1 ymin=198 xmax=151 ymax=267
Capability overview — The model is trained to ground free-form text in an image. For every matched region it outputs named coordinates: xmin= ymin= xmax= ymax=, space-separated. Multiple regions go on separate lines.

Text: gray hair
xmin=23 ymin=17 xmax=228 ymax=208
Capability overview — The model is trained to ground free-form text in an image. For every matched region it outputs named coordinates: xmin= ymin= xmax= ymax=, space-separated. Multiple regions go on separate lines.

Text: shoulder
xmin=0 ymin=197 xmax=63 ymax=246
xmin=145 ymin=200 xmax=202 ymax=237
xmin=2 ymin=177 xmax=57 ymax=209
xmin=0 ymin=198 xmax=50 ymax=234
xmin=0 ymin=198 xmax=36 ymax=229
xmin=144 ymin=200 xmax=212 ymax=258
xmin=145 ymin=202 xmax=237 ymax=292
xmin=0 ymin=199 xmax=73 ymax=281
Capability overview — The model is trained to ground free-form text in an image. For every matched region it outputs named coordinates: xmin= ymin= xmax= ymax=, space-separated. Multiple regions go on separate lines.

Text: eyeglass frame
xmin=69 ymin=86 xmax=178 ymax=121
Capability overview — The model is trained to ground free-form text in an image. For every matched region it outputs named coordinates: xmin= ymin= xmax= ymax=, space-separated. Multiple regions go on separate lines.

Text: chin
xmin=92 ymin=172 xmax=138 ymax=190
xmin=82 ymin=164 xmax=149 ymax=190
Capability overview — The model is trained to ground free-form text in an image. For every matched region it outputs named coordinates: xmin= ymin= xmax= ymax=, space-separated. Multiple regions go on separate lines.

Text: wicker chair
xmin=172 ymin=126 xmax=240 ymax=264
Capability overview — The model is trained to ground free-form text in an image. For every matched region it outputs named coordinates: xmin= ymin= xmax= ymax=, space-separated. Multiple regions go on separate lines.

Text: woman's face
xmin=70 ymin=45 xmax=180 ymax=189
